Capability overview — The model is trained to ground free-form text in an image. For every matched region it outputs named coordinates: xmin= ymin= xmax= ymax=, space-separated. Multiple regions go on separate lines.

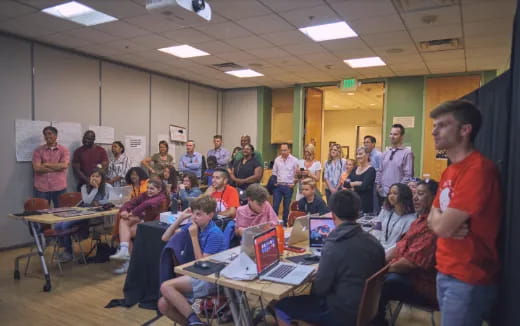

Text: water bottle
xmin=276 ymin=221 xmax=285 ymax=255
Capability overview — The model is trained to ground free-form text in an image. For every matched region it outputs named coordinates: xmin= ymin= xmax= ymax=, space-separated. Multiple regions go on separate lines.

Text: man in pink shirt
xmin=235 ymin=184 xmax=279 ymax=237
xmin=272 ymin=143 xmax=299 ymax=226
xmin=32 ymin=126 xmax=70 ymax=207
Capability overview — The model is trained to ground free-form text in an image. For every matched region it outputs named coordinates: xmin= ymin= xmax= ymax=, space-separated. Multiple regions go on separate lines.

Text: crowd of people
xmin=31 ymin=99 xmax=501 ymax=326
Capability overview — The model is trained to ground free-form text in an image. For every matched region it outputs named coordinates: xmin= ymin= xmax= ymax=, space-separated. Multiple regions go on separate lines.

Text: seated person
xmin=373 ymin=179 xmax=439 ymax=325
xmin=235 ymin=184 xmax=279 ymax=237
xmin=126 ymin=167 xmax=149 ymax=199
xmin=275 ymin=190 xmax=385 ymax=326
xmin=297 ymin=178 xmax=329 ymax=215
xmin=161 ymin=166 xmax=179 ymax=211
xmin=55 ymin=169 xmax=112 ymax=263
xmin=158 ymin=196 xmax=226 ymax=326
xmin=110 ymin=178 xmax=168 ymax=274
xmin=202 ymin=155 xmax=217 ymax=186
xmin=179 ymin=173 xmax=202 ymax=211
xmin=376 ymin=183 xmax=416 ymax=252
xmin=205 ymin=168 xmax=239 ymax=218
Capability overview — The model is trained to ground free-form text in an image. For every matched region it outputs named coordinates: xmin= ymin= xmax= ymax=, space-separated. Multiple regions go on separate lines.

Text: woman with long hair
xmin=323 ymin=143 xmax=346 ymax=202
xmin=107 ymin=141 xmax=131 ymax=187
xmin=295 ymin=143 xmax=322 ymax=200
xmin=344 ymin=147 xmax=376 ymax=214
xmin=142 ymin=140 xmax=174 ymax=177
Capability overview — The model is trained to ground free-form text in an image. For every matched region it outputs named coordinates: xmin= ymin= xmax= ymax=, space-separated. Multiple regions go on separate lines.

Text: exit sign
xmin=340 ymin=78 xmax=358 ymax=91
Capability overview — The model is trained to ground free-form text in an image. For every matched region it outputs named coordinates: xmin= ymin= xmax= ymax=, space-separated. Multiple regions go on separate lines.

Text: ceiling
xmin=0 ymin=0 xmax=515 ymax=89
xmin=322 ymin=83 xmax=385 ymax=111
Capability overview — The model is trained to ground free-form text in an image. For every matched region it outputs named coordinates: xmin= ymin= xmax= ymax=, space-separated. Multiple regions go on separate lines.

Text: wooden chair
xmin=287 ymin=211 xmax=306 ymax=227
xmin=389 ymin=300 xmax=438 ymax=326
xmin=356 ymin=264 xmax=390 ymax=326
xmin=289 ymin=200 xmax=299 ymax=212
xmin=58 ymin=192 xmax=82 ymax=207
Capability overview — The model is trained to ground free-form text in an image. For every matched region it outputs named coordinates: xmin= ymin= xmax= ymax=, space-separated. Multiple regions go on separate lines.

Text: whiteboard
xmin=15 ymin=119 xmax=50 ymax=162
xmin=89 ymin=125 xmax=115 ymax=144
xmin=52 ymin=121 xmax=82 ymax=155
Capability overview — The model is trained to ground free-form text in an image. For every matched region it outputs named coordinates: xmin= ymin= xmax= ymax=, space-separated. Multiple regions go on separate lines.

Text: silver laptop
xmin=241 ymin=222 xmax=273 ymax=259
xmin=254 ymin=228 xmax=314 ymax=286
xmin=309 ymin=217 xmax=336 ymax=257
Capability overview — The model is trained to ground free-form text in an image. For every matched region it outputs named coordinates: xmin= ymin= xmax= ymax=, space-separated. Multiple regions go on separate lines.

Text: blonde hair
xmin=328 ymin=143 xmax=343 ymax=162
xmin=301 ymin=178 xmax=316 ymax=189
xmin=304 ymin=143 xmax=315 ymax=160
xmin=356 ymin=147 xmax=371 ymax=162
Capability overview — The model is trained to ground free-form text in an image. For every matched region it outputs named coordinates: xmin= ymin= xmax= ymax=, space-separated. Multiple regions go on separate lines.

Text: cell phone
xmin=300 ymin=168 xmax=305 ymax=171
xmin=285 ymin=246 xmax=305 ymax=253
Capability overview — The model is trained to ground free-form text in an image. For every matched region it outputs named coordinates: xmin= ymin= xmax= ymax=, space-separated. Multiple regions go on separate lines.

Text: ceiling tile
xmin=392 ymin=67 xmax=430 ymax=76
xmin=330 ymin=0 xmax=397 ymax=21
xmin=196 ymin=21 xmax=251 ymax=40
xmin=38 ymin=32 xmax=91 ymax=49
xmin=216 ymin=50 xmax=260 ymax=65
xmin=123 ymin=14 xmax=185 ymax=33
xmin=372 ymin=43 xmax=419 ymax=58
xmin=211 ymin=0 xmax=271 ymax=20
xmin=464 ymin=19 xmax=512 ymax=38
xmin=401 ymin=6 xmax=461 ymax=29
xmin=380 ymin=53 xmax=424 ymax=65
xmin=263 ymin=56 xmax=307 ymax=66
xmin=280 ymin=5 xmax=340 ymax=28
xmin=259 ymin=30 xmax=310 ymax=46
xmin=246 ymin=46 xmax=290 ymax=58
xmin=236 ymin=14 xmax=295 ymax=34
xmin=465 ymin=35 xmax=511 ymax=49
xmin=259 ymin=0 xmax=325 ymax=13
xmin=94 ymin=20 xmax=149 ymax=38
xmin=409 ymin=24 xmax=462 ymax=42
xmin=330 ymin=47 xmax=376 ymax=60
xmin=389 ymin=61 xmax=427 ymax=71
xmin=466 ymin=47 xmax=511 ymax=59
xmin=16 ymin=0 xmax=64 ymax=10
xmin=283 ymin=42 xmax=328 ymax=55
xmin=361 ymin=31 xmax=414 ymax=47
xmin=101 ymin=38 xmax=147 ymax=53
xmin=0 ymin=1 xmax=37 ymax=20
xmin=348 ymin=14 xmax=406 ymax=35
xmin=422 ymin=49 xmax=465 ymax=61
xmin=191 ymin=40 xmax=238 ymax=54
xmin=462 ymin=1 xmax=516 ymax=23
xmin=81 ymin=0 xmax=148 ymax=19
xmin=64 ymin=28 xmax=119 ymax=43
xmin=127 ymin=34 xmax=173 ymax=50
xmin=320 ymin=38 xmax=367 ymax=51
xmin=299 ymin=52 xmax=341 ymax=65
xmin=225 ymin=35 xmax=273 ymax=50
xmin=162 ymin=27 xmax=213 ymax=43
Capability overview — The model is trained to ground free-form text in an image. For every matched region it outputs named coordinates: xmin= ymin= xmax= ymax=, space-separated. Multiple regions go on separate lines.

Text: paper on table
xmin=220 ymin=252 xmax=258 ymax=281
xmin=15 ymin=119 xmax=49 ymax=162
xmin=52 ymin=121 xmax=82 ymax=154
xmin=125 ymin=135 xmax=146 ymax=167
xmin=89 ymin=125 xmax=115 ymax=144
xmin=210 ymin=246 xmax=241 ymax=264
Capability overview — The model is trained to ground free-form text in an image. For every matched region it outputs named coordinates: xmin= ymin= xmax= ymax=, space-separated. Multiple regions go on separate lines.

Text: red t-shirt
xmin=433 ymin=151 xmax=502 ymax=285
xmin=73 ymin=145 xmax=109 ymax=177
xmin=211 ymin=185 xmax=239 ymax=214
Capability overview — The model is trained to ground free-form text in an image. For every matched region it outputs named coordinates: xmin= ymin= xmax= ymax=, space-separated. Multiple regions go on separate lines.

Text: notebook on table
xmin=254 ymin=228 xmax=314 ymax=286
xmin=308 ymin=217 xmax=336 ymax=257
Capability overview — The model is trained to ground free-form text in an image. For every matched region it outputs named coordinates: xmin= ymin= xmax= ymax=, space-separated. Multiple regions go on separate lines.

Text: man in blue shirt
xmin=179 ymin=140 xmax=203 ymax=178
xmin=207 ymin=135 xmax=230 ymax=168
xmin=364 ymin=135 xmax=382 ymax=170
xmin=159 ymin=196 xmax=225 ymax=326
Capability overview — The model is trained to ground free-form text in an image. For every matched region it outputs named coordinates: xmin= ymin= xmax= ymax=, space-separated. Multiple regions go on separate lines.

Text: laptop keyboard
xmin=268 ymin=264 xmax=296 ymax=279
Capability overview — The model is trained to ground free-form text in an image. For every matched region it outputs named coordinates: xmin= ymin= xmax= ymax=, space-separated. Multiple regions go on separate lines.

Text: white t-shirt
xmin=295 ymin=160 xmax=322 ymax=200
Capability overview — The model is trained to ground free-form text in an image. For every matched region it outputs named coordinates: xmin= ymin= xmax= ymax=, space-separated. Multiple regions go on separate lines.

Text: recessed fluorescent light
xmin=370 ymin=103 xmax=376 ymax=106
xmin=158 ymin=45 xmax=210 ymax=58
xmin=225 ymin=69 xmax=264 ymax=78
xmin=42 ymin=1 xmax=117 ymax=26
xmin=347 ymin=92 xmax=355 ymax=96
xmin=299 ymin=21 xmax=357 ymax=42
xmin=344 ymin=56 xmax=386 ymax=68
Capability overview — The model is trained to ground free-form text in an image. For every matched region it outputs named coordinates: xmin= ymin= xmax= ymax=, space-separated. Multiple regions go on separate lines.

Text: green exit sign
xmin=340 ymin=78 xmax=358 ymax=91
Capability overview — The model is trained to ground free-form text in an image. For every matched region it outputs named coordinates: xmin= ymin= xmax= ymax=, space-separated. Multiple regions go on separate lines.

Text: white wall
xmin=221 ymin=88 xmax=258 ymax=150
xmin=0 ymin=34 xmax=224 ymax=249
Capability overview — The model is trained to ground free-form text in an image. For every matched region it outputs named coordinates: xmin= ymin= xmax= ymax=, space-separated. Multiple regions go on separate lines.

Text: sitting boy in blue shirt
xmin=159 ymin=195 xmax=225 ymax=326
xmin=298 ymin=178 xmax=329 ymax=215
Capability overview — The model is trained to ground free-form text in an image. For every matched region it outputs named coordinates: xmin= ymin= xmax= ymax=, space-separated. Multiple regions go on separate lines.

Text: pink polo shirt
xmin=32 ymin=144 xmax=70 ymax=192
xmin=235 ymin=201 xmax=279 ymax=229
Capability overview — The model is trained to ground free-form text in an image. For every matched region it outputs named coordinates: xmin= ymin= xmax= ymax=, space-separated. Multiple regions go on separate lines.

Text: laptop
xmin=254 ymin=228 xmax=315 ymax=286
xmin=309 ymin=217 xmax=336 ymax=257
xmin=287 ymin=215 xmax=309 ymax=246
xmin=241 ymin=222 xmax=273 ymax=259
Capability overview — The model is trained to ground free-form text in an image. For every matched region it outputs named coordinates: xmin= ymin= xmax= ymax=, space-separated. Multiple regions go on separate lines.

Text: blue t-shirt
xmin=182 ymin=220 xmax=225 ymax=255
xmin=297 ymin=195 xmax=329 ymax=215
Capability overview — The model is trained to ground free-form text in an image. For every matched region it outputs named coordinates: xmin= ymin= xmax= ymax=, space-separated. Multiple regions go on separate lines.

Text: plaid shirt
xmin=324 ymin=158 xmax=347 ymax=189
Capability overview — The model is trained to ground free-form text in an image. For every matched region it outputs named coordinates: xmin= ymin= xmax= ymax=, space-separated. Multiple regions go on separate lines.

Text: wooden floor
xmin=0 ymin=242 xmax=440 ymax=326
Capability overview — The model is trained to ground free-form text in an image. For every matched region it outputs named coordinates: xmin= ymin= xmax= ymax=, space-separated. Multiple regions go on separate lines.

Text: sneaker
xmin=110 ymin=248 xmax=130 ymax=261
xmin=113 ymin=261 xmax=130 ymax=274
xmin=57 ymin=251 xmax=73 ymax=263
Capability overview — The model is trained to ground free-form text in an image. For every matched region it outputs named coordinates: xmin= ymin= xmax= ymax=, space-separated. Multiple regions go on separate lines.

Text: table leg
xmin=235 ymin=289 xmax=254 ymax=326
xmin=29 ymin=222 xmax=52 ymax=292
xmin=223 ymin=287 xmax=241 ymax=325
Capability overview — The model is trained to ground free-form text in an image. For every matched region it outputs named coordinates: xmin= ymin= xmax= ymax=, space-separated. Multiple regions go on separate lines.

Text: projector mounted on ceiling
xmin=146 ymin=0 xmax=212 ymax=22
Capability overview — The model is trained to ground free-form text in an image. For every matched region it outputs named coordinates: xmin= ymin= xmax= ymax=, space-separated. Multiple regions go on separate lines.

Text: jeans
xmin=54 ymin=220 xmax=88 ymax=254
xmin=437 ymin=272 xmax=497 ymax=326
xmin=33 ymin=188 xmax=66 ymax=208
xmin=325 ymin=188 xmax=332 ymax=203
xmin=273 ymin=185 xmax=293 ymax=224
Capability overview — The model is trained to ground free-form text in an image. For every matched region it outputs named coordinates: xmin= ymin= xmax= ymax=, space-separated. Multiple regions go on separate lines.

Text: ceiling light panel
xmin=344 ymin=56 xmax=386 ymax=68
xmin=158 ymin=45 xmax=210 ymax=58
xmin=225 ymin=69 xmax=264 ymax=78
xmin=299 ymin=21 xmax=358 ymax=42
xmin=42 ymin=1 xmax=117 ymax=26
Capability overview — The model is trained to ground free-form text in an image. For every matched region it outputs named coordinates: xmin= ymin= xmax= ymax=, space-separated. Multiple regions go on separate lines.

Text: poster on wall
xmin=125 ymin=135 xmax=146 ymax=167
xmin=15 ymin=119 xmax=50 ymax=162
xmin=170 ymin=125 xmax=187 ymax=143
xmin=52 ymin=121 xmax=82 ymax=154
xmin=392 ymin=116 xmax=415 ymax=128
xmin=89 ymin=125 xmax=115 ymax=144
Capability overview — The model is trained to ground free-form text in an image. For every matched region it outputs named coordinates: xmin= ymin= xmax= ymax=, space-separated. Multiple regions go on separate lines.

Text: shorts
xmin=189 ymin=277 xmax=217 ymax=299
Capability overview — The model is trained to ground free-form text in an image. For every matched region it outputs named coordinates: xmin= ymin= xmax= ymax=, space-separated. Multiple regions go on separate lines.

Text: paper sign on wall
xmin=125 ymin=135 xmax=146 ymax=167
xmin=15 ymin=119 xmax=50 ymax=162
xmin=392 ymin=116 xmax=415 ymax=128
xmin=89 ymin=125 xmax=115 ymax=144
xmin=52 ymin=121 xmax=82 ymax=154
xmin=170 ymin=125 xmax=187 ymax=143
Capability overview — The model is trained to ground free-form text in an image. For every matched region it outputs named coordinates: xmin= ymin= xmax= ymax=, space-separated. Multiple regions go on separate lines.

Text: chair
xmin=389 ymin=301 xmax=438 ymax=326
xmin=289 ymin=200 xmax=299 ymax=212
xmin=287 ymin=211 xmax=306 ymax=227
xmin=58 ymin=192 xmax=82 ymax=207
xmin=356 ymin=264 xmax=390 ymax=326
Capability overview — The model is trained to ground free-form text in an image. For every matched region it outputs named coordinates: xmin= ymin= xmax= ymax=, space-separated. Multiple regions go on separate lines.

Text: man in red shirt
xmin=72 ymin=130 xmax=108 ymax=190
xmin=205 ymin=168 xmax=239 ymax=218
xmin=428 ymin=100 xmax=501 ymax=326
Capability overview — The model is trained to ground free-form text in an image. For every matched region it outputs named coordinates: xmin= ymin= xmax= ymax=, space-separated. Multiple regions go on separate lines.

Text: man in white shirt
xmin=272 ymin=143 xmax=298 ymax=226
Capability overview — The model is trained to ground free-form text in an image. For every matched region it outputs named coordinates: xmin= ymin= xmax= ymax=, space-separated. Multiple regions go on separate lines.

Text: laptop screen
xmin=309 ymin=217 xmax=336 ymax=248
xmin=253 ymin=228 xmax=279 ymax=274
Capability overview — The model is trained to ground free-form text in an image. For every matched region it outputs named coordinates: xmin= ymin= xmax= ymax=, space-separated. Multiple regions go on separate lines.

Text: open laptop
xmin=241 ymin=222 xmax=273 ymax=259
xmin=309 ymin=217 xmax=336 ymax=257
xmin=254 ymin=228 xmax=314 ymax=286
xmin=287 ymin=215 xmax=309 ymax=246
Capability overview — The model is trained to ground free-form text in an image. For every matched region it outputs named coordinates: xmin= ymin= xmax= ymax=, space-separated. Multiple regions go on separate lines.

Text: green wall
xmin=292 ymin=86 xmax=304 ymax=158
xmin=257 ymin=86 xmax=277 ymax=163
xmin=384 ymin=76 xmax=425 ymax=175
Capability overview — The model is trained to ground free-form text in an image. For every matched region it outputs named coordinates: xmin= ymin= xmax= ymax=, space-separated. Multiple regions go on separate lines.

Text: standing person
xmin=339 ymin=158 xmax=356 ymax=188
xmin=230 ymin=144 xmax=262 ymax=191
xmin=344 ymin=147 xmax=376 ymax=214
xmin=72 ymin=130 xmax=109 ymax=190
xmin=228 ymin=146 xmax=242 ymax=169
xmin=107 ymin=141 xmax=131 ymax=187
xmin=272 ymin=143 xmax=299 ymax=226
xmin=364 ymin=135 xmax=382 ymax=170
xmin=179 ymin=140 xmax=203 ymax=178
xmin=295 ymin=143 xmax=322 ymax=201
xmin=234 ymin=135 xmax=263 ymax=166
xmin=207 ymin=135 xmax=230 ymax=168
xmin=142 ymin=140 xmax=174 ymax=177
xmin=427 ymin=100 xmax=502 ymax=326
xmin=32 ymin=126 xmax=70 ymax=207
xmin=323 ymin=143 xmax=347 ymax=202
xmin=375 ymin=124 xmax=414 ymax=204
xmin=206 ymin=168 xmax=240 ymax=218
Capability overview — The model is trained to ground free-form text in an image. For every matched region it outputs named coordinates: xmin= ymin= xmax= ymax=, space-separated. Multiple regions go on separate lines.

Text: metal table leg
xmin=223 ymin=287 xmax=241 ymax=325
xmin=234 ymin=289 xmax=254 ymax=326
xmin=29 ymin=222 xmax=52 ymax=292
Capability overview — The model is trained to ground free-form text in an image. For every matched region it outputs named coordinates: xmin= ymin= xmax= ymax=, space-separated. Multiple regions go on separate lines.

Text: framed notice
xmin=170 ymin=125 xmax=187 ymax=143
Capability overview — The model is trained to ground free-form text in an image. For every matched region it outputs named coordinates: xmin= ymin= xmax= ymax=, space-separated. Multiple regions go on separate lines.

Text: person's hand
xmin=301 ymin=170 xmax=309 ymax=176
xmin=90 ymin=178 xmax=99 ymax=188
xmin=288 ymin=183 xmax=295 ymax=188
xmin=206 ymin=186 xmax=215 ymax=195
xmin=120 ymin=211 xmax=129 ymax=219
xmin=179 ymin=208 xmax=192 ymax=221
xmin=150 ymin=168 xmax=156 ymax=174
xmin=330 ymin=188 xmax=337 ymax=194
xmin=188 ymin=223 xmax=198 ymax=238
xmin=451 ymin=223 xmax=470 ymax=239
xmin=179 ymin=184 xmax=186 ymax=190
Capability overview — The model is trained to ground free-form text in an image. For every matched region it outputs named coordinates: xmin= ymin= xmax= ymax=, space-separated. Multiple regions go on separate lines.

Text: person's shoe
xmin=113 ymin=261 xmax=130 ymax=274
xmin=57 ymin=251 xmax=73 ymax=263
xmin=187 ymin=322 xmax=208 ymax=326
xmin=110 ymin=248 xmax=130 ymax=261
